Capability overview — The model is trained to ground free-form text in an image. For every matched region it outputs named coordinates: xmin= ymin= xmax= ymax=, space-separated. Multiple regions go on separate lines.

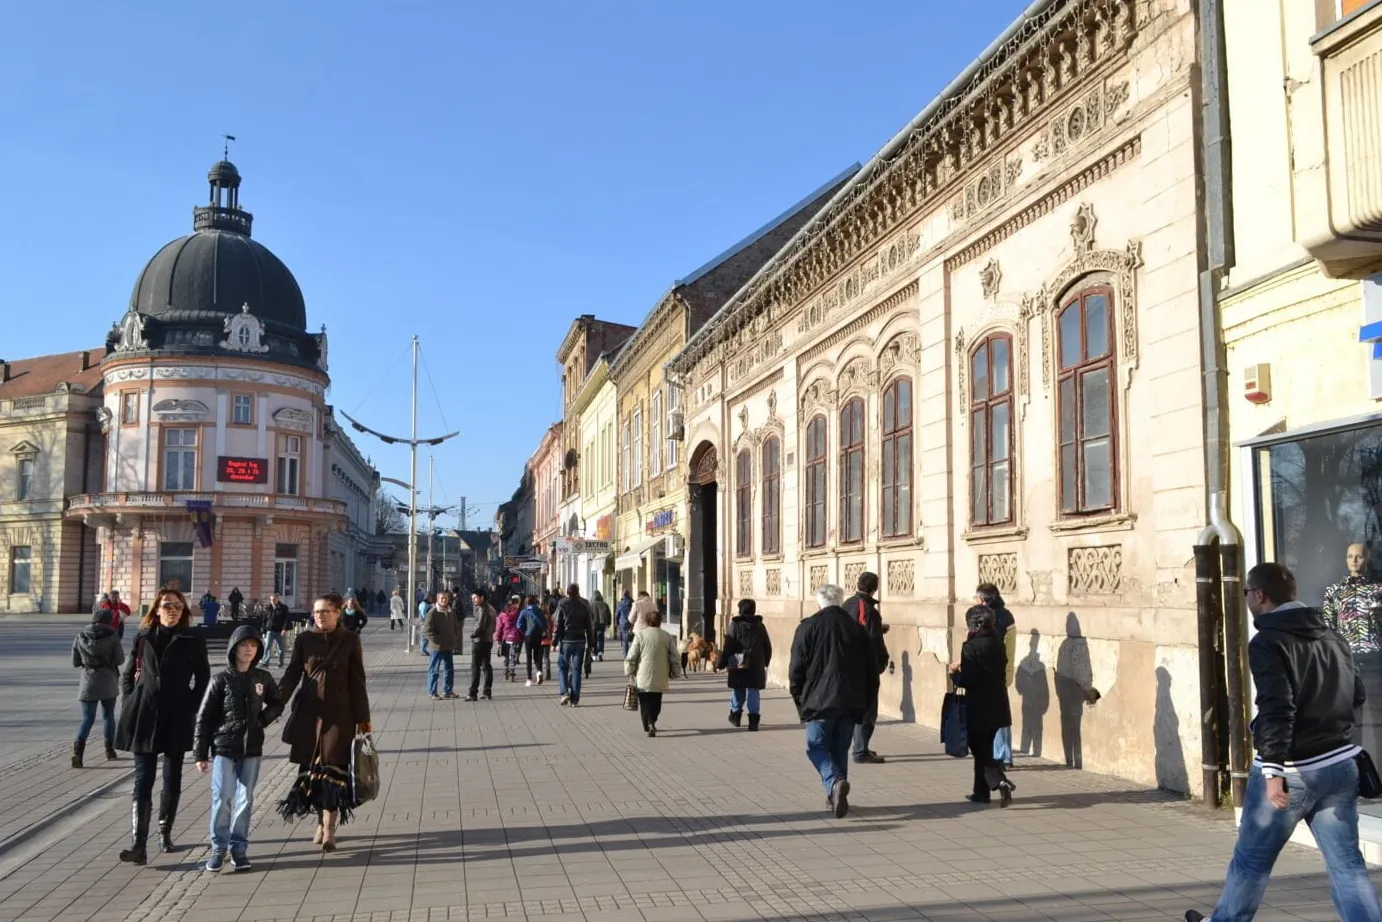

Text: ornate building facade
xmin=668 ymin=0 xmax=1205 ymax=791
xmin=530 ymin=422 xmax=564 ymax=586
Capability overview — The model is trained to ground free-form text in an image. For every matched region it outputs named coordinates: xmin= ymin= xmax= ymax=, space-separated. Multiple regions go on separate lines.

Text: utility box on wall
xmin=1244 ymin=363 xmax=1272 ymax=404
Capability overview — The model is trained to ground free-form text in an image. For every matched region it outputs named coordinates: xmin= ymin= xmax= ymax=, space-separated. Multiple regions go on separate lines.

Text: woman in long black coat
xmin=949 ymin=605 xmax=1015 ymax=806
xmin=115 ymin=587 xmax=210 ymax=864
xmin=277 ymin=592 xmax=371 ymax=852
xmin=715 ymin=598 xmax=773 ymax=730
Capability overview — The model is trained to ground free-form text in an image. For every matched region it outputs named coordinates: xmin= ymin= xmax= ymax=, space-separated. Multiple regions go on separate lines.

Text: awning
xmin=614 ymin=535 xmax=663 ymax=570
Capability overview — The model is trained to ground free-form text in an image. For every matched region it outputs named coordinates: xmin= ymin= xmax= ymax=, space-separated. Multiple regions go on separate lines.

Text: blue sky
xmin=0 ymin=0 xmax=1029 ymax=527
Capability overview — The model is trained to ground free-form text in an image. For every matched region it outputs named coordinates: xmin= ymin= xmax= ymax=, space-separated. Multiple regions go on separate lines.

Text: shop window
xmin=1057 ymin=288 xmax=1117 ymax=515
xmin=839 ymin=398 xmax=865 ymax=544
xmin=805 ymin=416 xmax=827 ymax=548
xmin=9 ymin=546 xmax=31 ymax=594
xmin=164 ymin=429 xmax=198 ymax=491
xmin=231 ymin=394 xmax=254 ymax=425
xmin=881 ymin=377 xmax=914 ymax=537
xmin=762 ymin=437 xmax=781 ymax=555
xmin=158 ymin=542 xmax=193 ymax=594
xmin=970 ymin=335 xmax=1015 ymax=526
xmin=736 ymin=448 xmax=752 ymax=558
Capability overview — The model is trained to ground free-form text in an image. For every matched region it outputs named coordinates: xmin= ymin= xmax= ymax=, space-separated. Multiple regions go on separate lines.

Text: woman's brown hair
xmin=316 ymin=592 xmax=345 ymax=612
xmin=140 ymin=587 xmax=192 ymax=630
xmin=645 ymin=608 xmax=663 ymax=628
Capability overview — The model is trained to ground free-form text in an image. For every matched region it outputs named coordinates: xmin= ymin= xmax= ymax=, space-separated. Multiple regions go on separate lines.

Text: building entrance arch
xmin=686 ymin=442 xmax=720 ymax=643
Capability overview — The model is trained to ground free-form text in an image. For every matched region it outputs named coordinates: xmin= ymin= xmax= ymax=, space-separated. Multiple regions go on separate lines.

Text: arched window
xmin=881 ymin=378 xmax=913 ymax=537
xmin=839 ymin=398 xmax=865 ymax=544
xmin=970 ymin=334 xmax=1014 ymax=526
xmin=761 ymin=437 xmax=780 ymax=555
xmin=1057 ymin=287 xmax=1117 ymax=514
xmin=805 ymin=417 xmax=827 ymax=548
xmin=735 ymin=449 xmax=752 ymax=559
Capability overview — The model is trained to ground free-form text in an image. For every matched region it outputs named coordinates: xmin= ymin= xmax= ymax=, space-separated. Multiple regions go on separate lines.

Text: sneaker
xmin=442 ymin=692 xmax=460 ymax=699
xmin=559 ymin=694 xmax=572 ymax=706
xmin=526 ymin=679 xmax=534 ymax=687
xmin=853 ymin=752 xmax=886 ymax=764
xmin=429 ymin=694 xmax=442 ymax=701
xmin=830 ymin=779 xmax=850 ymax=818
xmin=205 ymin=852 xmax=225 ymax=873
xmin=230 ymin=853 xmax=251 ymax=872
xmin=481 ymin=693 xmax=492 ymax=700
xmin=999 ymin=781 xmax=1014 ymax=808
xmin=464 ymin=695 xmax=478 ymax=702
xmin=536 ymin=672 xmax=544 ymax=685
xmin=569 ymin=698 xmax=579 ymax=707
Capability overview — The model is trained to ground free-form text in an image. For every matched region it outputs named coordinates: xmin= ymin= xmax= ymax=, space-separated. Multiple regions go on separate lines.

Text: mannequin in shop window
xmin=1322 ymin=543 xmax=1382 ymax=653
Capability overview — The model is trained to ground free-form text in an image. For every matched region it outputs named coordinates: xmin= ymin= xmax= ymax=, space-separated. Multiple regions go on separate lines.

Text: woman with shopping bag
xmin=623 ymin=608 xmax=682 ymax=737
xmin=948 ymin=605 xmax=1015 ymax=806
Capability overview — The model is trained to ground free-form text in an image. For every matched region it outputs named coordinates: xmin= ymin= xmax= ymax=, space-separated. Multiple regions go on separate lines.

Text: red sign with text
xmin=217 ymin=456 xmax=268 ymax=485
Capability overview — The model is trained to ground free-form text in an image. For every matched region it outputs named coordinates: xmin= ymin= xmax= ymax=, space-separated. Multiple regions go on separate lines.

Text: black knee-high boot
xmin=119 ymin=800 xmax=151 ymax=864
xmin=158 ymin=790 xmax=182 ymax=852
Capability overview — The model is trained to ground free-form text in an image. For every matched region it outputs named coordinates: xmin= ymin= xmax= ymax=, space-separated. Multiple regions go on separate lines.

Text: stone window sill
xmin=962 ymin=525 xmax=1029 ymax=546
xmin=1049 ymin=511 xmax=1138 ymax=535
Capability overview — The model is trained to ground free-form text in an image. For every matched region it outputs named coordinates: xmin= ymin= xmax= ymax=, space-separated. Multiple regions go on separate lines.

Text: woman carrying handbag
xmin=949 ymin=605 xmax=1016 ymax=807
xmin=276 ymin=592 xmax=371 ymax=851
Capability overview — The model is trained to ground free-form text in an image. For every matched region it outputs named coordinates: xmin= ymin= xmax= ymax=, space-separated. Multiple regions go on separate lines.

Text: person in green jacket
xmin=623 ymin=608 xmax=682 ymax=737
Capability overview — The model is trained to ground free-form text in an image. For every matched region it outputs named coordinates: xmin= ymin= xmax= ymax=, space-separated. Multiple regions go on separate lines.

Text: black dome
xmin=129 ymin=230 xmax=307 ymax=331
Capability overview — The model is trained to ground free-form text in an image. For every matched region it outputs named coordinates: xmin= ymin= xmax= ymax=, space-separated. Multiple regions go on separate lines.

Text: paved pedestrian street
xmin=0 ymin=620 xmax=1373 ymax=922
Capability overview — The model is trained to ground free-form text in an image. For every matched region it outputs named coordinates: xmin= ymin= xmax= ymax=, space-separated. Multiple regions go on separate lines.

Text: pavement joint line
xmin=0 ymin=764 xmax=135 ymax=879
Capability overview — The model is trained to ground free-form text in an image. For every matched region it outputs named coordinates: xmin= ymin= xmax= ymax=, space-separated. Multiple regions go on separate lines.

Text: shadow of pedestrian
xmin=899 ymin=651 xmax=915 ymax=723
xmin=1055 ymin=613 xmax=1091 ymax=769
xmin=1015 ymin=629 xmax=1049 ymax=758
xmin=1154 ymin=665 xmax=1189 ymax=794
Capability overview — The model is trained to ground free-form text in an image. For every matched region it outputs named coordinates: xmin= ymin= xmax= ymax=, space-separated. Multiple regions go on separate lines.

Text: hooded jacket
xmin=788 ymin=605 xmax=878 ymax=723
xmin=716 ymin=613 xmax=773 ymax=690
xmin=73 ymin=621 xmax=125 ymax=702
xmin=194 ymin=625 xmax=285 ymax=762
xmin=496 ymin=606 xmax=523 ymax=644
xmin=1250 ymin=601 xmax=1364 ymax=778
xmin=517 ymin=604 xmax=547 ymax=641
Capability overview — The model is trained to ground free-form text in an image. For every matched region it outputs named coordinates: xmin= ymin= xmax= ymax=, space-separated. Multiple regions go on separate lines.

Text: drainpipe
xmin=1194 ymin=0 xmax=1248 ymax=808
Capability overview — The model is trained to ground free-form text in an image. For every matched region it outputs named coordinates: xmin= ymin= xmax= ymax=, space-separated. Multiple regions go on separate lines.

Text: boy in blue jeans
xmin=194 ymin=625 xmax=283 ymax=872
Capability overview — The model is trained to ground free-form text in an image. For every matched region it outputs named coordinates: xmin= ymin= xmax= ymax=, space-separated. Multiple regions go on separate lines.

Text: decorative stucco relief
xmin=978 ymin=552 xmax=1019 ymax=594
xmin=1068 ymin=544 xmax=1123 ymax=595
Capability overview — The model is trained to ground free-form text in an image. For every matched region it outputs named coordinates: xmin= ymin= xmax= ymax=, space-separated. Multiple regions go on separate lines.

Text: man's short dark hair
xmin=738 ymin=598 xmax=756 ymax=617
xmin=857 ymin=571 xmax=880 ymax=594
xmin=472 ymin=589 xmax=487 ymax=603
xmin=567 ymin=583 xmax=581 ymax=598
xmin=1246 ymin=562 xmax=1297 ymax=606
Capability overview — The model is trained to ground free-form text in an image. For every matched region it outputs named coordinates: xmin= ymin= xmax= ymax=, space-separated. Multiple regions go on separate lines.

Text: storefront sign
xmin=595 ymin=515 xmax=612 ymax=541
xmin=646 ymin=508 xmax=677 ymax=534
xmin=217 ymin=456 xmax=268 ymax=484
xmin=575 ymin=539 xmax=612 ymax=555
xmin=505 ymin=556 xmax=545 ymax=571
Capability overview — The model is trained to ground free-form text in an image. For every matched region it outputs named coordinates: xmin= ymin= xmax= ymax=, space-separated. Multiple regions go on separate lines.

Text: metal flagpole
xmin=426 ymin=454 xmax=435 ymax=599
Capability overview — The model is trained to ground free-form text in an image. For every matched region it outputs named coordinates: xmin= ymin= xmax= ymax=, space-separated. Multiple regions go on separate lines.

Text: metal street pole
xmin=425 ymin=454 xmax=435 ymax=598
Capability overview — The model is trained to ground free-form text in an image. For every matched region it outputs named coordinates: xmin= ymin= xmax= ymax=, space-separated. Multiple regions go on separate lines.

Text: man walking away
xmin=616 ymin=590 xmax=633 ymax=657
xmin=424 ymin=591 xmax=460 ymax=700
xmin=789 ymin=584 xmax=878 ymax=818
xmin=591 ymin=591 xmax=612 ymax=662
xmin=466 ymin=590 xmax=496 ymax=701
xmin=1187 ymin=562 xmax=1381 ymax=922
xmin=555 ymin=584 xmax=596 ymax=706
xmin=518 ymin=596 xmax=548 ymax=685
xmin=845 ymin=572 xmax=889 ymax=764
xmin=265 ymin=593 xmax=291 ymax=668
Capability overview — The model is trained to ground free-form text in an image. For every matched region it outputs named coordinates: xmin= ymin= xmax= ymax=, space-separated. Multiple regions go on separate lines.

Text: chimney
xmin=80 ymin=351 xmax=91 ymax=371
xmin=1 ymin=361 xmax=9 ymax=383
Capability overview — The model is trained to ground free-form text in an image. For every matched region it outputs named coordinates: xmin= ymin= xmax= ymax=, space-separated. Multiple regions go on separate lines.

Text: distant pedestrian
xmin=376 ymin=589 xmax=387 ymax=617
xmin=630 ymin=592 xmax=658 ymax=635
xmin=616 ymin=590 xmax=633 ymax=657
xmin=466 ymin=590 xmax=496 ymax=701
xmin=93 ymin=592 xmax=111 ymax=618
xmin=1187 ymin=563 xmax=1380 ymax=922
xmin=716 ymin=599 xmax=772 ymax=731
xmin=555 ymin=584 xmax=596 ymax=707
xmin=418 ymin=594 xmax=434 ymax=656
xmin=844 ymin=572 xmax=889 ymax=765
xmin=116 ymin=588 xmax=210 ymax=864
xmin=194 ymin=625 xmax=284 ymax=872
xmin=107 ymin=590 xmax=131 ymax=638
xmin=72 ymin=610 xmax=124 ymax=768
xmin=976 ymin=582 xmax=1017 ymax=768
xmin=788 ymin=584 xmax=877 ymax=819
xmin=227 ymin=587 xmax=244 ymax=621
xmin=949 ymin=605 xmax=1015 ymax=807
xmin=389 ymin=589 xmax=406 ymax=631
xmin=518 ymin=596 xmax=548 ymax=685
xmin=591 ymin=591 xmax=612 ymax=662
xmin=423 ymin=591 xmax=460 ymax=700
xmin=624 ymin=606 xmax=681 ymax=737
xmin=497 ymin=596 xmax=523 ymax=682
xmin=265 ymin=593 xmax=291 ymax=668
xmin=342 ymin=597 xmax=367 ymax=633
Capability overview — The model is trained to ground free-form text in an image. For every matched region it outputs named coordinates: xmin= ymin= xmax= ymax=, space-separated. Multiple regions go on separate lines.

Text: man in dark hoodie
xmin=976 ymin=582 xmax=1016 ymax=767
xmin=789 ymin=584 xmax=878 ymax=818
xmin=1187 ymin=563 xmax=1381 ymax=922
xmin=72 ymin=610 xmax=125 ymax=768
xmin=193 ymin=624 xmax=284 ymax=873
xmin=716 ymin=598 xmax=772 ymax=730
xmin=844 ymin=572 xmax=890 ymax=764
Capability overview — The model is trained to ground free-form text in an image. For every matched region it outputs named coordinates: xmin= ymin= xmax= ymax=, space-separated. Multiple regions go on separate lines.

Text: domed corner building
xmin=66 ymin=159 xmax=356 ymax=614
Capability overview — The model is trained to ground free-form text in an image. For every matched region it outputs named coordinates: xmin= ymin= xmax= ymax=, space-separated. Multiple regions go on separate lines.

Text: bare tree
xmin=375 ymin=488 xmax=407 ymax=535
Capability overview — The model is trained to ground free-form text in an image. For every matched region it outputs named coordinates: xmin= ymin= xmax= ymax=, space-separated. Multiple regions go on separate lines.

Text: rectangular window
xmin=277 ymin=435 xmax=301 ymax=495
xmin=839 ymin=399 xmax=865 ymax=544
xmin=736 ymin=449 xmax=752 ymax=558
xmin=881 ymin=378 xmax=914 ymax=537
xmin=1057 ymin=289 xmax=1117 ymax=515
xmin=121 ymin=392 xmax=140 ymax=425
xmin=632 ymin=408 xmax=643 ymax=487
xmin=650 ymin=393 xmax=663 ymax=477
xmin=970 ymin=336 xmax=1015 ymax=527
xmin=666 ymin=387 xmax=680 ymax=469
xmin=163 ymin=428 xmax=198 ymax=491
xmin=231 ymin=394 xmax=253 ymax=425
xmin=762 ymin=437 xmax=780 ymax=556
xmin=274 ymin=543 xmax=299 ymax=603
xmin=16 ymin=457 xmax=34 ymax=501
xmin=158 ymin=542 xmax=194 ymax=595
xmin=621 ymin=420 xmax=630 ymax=493
xmin=805 ymin=417 xmax=827 ymax=548
xmin=9 ymin=546 xmax=31 ymax=594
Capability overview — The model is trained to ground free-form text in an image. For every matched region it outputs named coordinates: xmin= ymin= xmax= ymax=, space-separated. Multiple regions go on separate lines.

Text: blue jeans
xmin=264 ymin=631 xmax=286 ymax=666
xmin=1208 ymin=762 xmax=1382 ymax=922
xmin=557 ymin=642 xmax=586 ymax=701
xmin=804 ymin=716 xmax=854 ymax=795
xmin=77 ymin=698 xmax=115 ymax=743
xmin=730 ymin=688 xmax=761 ymax=714
xmin=993 ymin=726 xmax=1012 ymax=764
xmin=427 ymin=650 xmax=454 ymax=696
xmin=209 ymin=756 xmax=262 ymax=855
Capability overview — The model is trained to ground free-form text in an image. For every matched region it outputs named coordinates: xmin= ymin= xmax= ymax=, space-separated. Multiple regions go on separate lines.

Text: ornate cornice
xmin=797 ymin=281 xmax=919 ymax=367
xmin=668 ymin=0 xmax=1139 ymax=377
xmin=609 ymin=291 xmax=685 ymax=383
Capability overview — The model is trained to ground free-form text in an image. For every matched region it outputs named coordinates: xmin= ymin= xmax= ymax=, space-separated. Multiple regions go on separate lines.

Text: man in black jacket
xmin=789 ymin=584 xmax=878 ymax=818
xmin=264 ymin=593 xmax=291 ymax=668
xmin=845 ymin=572 xmax=889 ymax=764
xmin=1188 ymin=562 xmax=1381 ymax=922
xmin=555 ymin=584 xmax=596 ymax=706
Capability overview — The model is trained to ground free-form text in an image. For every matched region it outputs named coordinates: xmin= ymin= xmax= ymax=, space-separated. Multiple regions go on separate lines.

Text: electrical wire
xmin=350 ymin=341 xmax=416 ymax=416
xmin=417 ymin=343 xmax=452 ymax=434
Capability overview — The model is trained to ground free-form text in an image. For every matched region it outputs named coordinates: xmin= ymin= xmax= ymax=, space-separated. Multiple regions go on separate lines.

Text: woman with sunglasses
xmin=115 ymin=587 xmax=210 ymax=864
xmin=276 ymin=592 xmax=371 ymax=851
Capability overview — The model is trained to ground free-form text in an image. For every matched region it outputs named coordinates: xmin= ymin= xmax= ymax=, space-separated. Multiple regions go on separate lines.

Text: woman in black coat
xmin=715 ymin=599 xmax=773 ymax=731
xmin=949 ymin=605 xmax=1015 ymax=806
xmin=115 ymin=588 xmax=210 ymax=864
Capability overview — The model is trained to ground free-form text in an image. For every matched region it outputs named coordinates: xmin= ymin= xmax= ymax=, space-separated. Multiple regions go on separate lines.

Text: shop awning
xmin=614 ymin=535 xmax=663 ymax=571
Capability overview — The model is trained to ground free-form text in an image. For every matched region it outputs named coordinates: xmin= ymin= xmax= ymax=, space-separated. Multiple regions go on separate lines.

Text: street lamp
xmin=340 ymin=336 xmax=458 ymax=653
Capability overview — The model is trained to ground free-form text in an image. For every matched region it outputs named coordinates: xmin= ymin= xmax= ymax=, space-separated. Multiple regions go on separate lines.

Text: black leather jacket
xmin=554 ymin=597 xmax=596 ymax=645
xmin=1250 ymin=602 xmax=1365 ymax=775
xmin=194 ymin=625 xmax=285 ymax=761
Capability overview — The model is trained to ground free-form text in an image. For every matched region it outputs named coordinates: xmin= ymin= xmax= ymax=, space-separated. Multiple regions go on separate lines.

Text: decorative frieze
xmin=809 ymin=565 xmax=828 ymax=593
xmin=886 ymin=559 xmax=915 ymax=597
xmin=797 ymin=230 xmax=921 ymax=338
xmin=103 ymin=364 xmax=327 ymax=398
xmin=843 ymin=561 xmax=865 ymax=593
xmin=1068 ymin=544 xmax=1123 ymax=595
xmin=950 ymin=156 xmax=1023 ymax=225
xmin=879 ymin=332 xmax=921 ymax=380
xmin=738 ymin=569 xmax=753 ymax=597
xmin=978 ymin=552 xmax=1019 ymax=594
xmin=765 ymin=568 xmax=781 ymax=596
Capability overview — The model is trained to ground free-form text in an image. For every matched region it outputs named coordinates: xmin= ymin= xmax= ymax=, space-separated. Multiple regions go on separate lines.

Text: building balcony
xmin=1306 ymin=1 xmax=1382 ymax=277
xmin=66 ymin=491 xmax=347 ymax=524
